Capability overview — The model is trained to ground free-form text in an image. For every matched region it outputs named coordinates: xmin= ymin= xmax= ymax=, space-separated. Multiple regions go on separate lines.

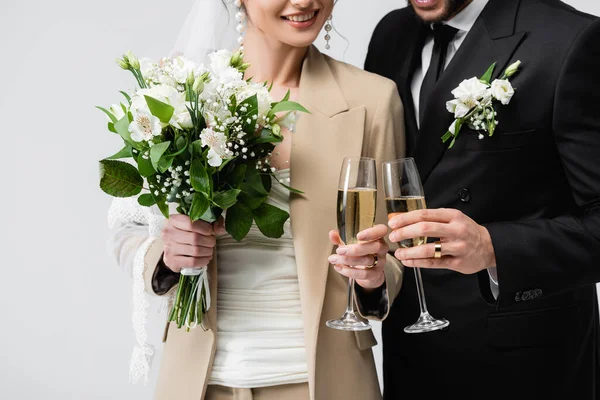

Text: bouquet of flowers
xmin=98 ymin=49 xmax=307 ymax=330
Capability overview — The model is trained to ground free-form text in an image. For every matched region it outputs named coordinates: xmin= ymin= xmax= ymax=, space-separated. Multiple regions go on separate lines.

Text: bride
xmin=109 ymin=0 xmax=405 ymax=398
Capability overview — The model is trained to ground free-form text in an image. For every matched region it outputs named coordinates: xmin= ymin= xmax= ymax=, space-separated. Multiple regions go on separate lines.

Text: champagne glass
xmin=383 ymin=158 xmax=449 ymax=333
xmin=326 ymin=156 xmax=377 ymax=331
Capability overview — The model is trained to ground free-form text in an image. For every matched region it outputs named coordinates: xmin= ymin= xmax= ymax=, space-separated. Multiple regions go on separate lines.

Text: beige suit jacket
xmin=142 ymin=46 xmax=406 ymax=400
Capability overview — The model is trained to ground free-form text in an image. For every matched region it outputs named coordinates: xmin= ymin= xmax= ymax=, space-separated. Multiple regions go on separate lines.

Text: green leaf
xmin=252 ymin=203 xmax=290 ymax=238
xmin=157 ymin=156 xmax=174 ymax=173
xmin=200 ymin=207 xmax=218 ymax=223
xmin=144 ymin=95 xmax=175 ymax=124
xmin=99 ymin=160 xmax=143 ymax=197
xmin=480 ymin=62 xmax=496 ymax=84
xmin=137 ymin=153 xmax=155 ymax=177
xmin=150 ymin=141 xmax=171 ymax=170
xmin=96 ymin=106 xmax=118 ymax=123
xmin=227 ymin=164 xmax=247 ymax=188
xmin=276 ymin=180 xmax=304 ymax=195
xmin=213 ymin=189 xmax=241 ymax=210
xmin=225 ymin=202 xmax=253 ymax=241
xmin=155 ymin=198 xmax=169 ymax=218
xmin=138 ymin=193 xmax=156 ymax=207
xmin=191 ymin=140 xmax=204 ymax=157
xmin=119 ymin=90 xmax=132 ymax=105
xmin=190 ymin=159 xmax=211 ymax=195
xmin=108 ymin=122 xmax=117 ymax=133
xmin=242 ymin=166 xmax=268 ymax=196
xmin=253 ymin=129 xmax=283 ymax=144
xmin=271 ymin=101 xmax=310 ymax=115
xmin=114 ymin=115 xmax=143 ymax=150
xmin=189 ymin=193 xmax=210 ymax=221
xmin=105 ymin=145 xmax=132 ymax=160
xmin=238 ymin=192 xmax=268 ymax=209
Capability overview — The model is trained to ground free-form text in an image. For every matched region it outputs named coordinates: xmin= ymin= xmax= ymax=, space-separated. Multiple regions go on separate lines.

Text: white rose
xmin=491 ymin=79 xmax=515 ymax=105
xmin=451 ymin=77 xmax=489 ymax=101
xmin=209 ymin=50 xmax=233 ymax=75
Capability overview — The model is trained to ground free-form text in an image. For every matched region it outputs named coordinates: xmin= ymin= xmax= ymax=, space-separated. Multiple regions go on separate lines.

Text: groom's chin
xmin=407 ymin=0 xmax=470 ymax=24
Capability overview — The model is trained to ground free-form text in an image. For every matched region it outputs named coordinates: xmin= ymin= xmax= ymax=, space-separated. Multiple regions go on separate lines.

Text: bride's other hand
xmin=161 ymin=215 xmax=217 ymax=273
xmin=328 ymin=225 xmax=388 ymax=290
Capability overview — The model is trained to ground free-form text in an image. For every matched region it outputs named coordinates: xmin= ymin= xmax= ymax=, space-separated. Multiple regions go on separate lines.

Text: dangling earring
xmin=324 ymin=15 xmax=333 ymax=50
xmin=235 ymin=0 xmax=246 ymax=51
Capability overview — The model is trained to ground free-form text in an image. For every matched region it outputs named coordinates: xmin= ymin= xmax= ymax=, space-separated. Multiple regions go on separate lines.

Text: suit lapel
xmin=413 ymin=0 xmax=526 ymax=183
xmin=291 ymin=46 xmax=365 ymax=394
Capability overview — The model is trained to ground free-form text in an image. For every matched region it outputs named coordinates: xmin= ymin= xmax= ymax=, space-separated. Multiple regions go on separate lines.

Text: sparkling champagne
xmin=386 ymin=196 xmax=427 ymax=248
xmin=337 ymin=188 xmax=377 ymax=245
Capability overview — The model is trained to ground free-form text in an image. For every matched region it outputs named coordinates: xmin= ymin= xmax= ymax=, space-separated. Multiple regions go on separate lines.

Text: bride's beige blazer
xmin=143 ymin=46 xmax=405 ymax=400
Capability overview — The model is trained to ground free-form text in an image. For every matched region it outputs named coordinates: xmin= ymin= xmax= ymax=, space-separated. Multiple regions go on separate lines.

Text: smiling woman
xmin=106 ymin=0 xmax=405 ymax=399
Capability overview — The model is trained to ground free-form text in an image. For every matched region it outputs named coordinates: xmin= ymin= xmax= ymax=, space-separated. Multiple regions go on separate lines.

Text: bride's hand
xmin=161 ymin=215 xmax=217 ymax=273
xmin=328 ymin=225 xmax=388 ymax=290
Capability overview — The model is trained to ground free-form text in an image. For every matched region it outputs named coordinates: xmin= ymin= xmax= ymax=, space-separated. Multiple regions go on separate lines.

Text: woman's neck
xmin=241 ymin=27 xmax=308 ymax=89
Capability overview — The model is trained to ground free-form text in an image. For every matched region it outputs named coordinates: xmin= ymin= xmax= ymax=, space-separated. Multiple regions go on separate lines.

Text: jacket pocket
xmin=464 ymin=129 xmax=536 ymax=152
xmin=487 ymin=304 xmax=578 ymax=349
xmin=354 ymin=329 xmax=378 ymax=350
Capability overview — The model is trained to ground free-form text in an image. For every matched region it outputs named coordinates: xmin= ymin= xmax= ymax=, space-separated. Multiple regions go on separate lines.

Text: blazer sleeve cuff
xmin=142 ymin=237 xmax=179 ymax=296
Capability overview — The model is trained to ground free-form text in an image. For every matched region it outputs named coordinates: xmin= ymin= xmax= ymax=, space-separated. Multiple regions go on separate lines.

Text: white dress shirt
xmin=410 ymin=0 xmax=499 ymax=298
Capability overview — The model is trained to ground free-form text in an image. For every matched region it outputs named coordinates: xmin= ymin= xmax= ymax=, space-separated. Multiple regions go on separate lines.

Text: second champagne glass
xmin=326 ymin=156 xmax=377 ymax=331
xmin=383 ymin=158 xmax=449 ymax=334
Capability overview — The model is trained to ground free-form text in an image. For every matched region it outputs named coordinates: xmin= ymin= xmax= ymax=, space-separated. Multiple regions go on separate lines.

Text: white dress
xmin=208 ymin=169 xmax=309 ymax=388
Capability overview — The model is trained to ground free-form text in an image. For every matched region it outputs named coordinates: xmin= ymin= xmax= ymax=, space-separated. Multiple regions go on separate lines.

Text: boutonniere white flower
xmin=442 ymin=60 xmax=521 ymax=148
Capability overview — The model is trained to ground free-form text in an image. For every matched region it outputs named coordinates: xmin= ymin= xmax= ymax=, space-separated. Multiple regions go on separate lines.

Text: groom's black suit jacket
xmin=365 ymin=0 xmax=600 ymax=398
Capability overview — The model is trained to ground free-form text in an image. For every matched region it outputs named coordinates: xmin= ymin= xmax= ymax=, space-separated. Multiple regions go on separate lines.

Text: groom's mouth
xmin=411 ymin=0 xmax=441 ymax=10
xmin=281 ymin=10 xmax=319 ymax=29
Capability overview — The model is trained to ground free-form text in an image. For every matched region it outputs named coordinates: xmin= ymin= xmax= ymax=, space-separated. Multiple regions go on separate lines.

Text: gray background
xmin=1 ymin=0 xmax=598 ymax=399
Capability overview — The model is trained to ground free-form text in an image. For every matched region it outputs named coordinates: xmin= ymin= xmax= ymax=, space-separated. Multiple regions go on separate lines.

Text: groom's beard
xmin=406 ymin=0 xmax=472 ymax=23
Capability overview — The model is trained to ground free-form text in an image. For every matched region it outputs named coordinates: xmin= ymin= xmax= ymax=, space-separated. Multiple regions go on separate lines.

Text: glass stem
xmin=345 ymin=278 xmax=357 ymax=314
xmin=414 ymin=268 xmax=430 ymax=315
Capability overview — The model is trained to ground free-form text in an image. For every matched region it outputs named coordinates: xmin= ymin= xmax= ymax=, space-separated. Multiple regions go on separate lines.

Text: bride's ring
xmin=434 ymin=241 xmax=443 ymax=259
xmin=366 ymin=254 xmax=378 ymax=269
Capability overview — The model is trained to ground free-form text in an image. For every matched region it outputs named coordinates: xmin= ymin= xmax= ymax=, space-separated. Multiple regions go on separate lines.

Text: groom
xmin=361 ymin=0 xmax=600 ymax=398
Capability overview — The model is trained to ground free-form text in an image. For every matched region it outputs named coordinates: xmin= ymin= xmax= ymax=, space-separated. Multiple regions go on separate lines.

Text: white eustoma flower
xmin=451 ymin=77 xmax=489 ymax=100
xmin=129 ymin=109 xmax=162 ymax=142
xmin=200 ymin=128 xmax=229 ymax=167
xmin=491 ymin=79 xmax=515 ymax=105
xmin=209 ymin=50 xmax=233 ymax=76
xmin=448 ymin=120 xmax=458 ymax=135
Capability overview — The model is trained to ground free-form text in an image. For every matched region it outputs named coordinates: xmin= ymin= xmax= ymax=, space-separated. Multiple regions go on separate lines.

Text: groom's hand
xmin=161 ymin=215 xmax=217 ymax=273
xmin=389 ymin=208 xmax=496 ymax=274
xmin=328 ymin=225 xmax=388 ymax=290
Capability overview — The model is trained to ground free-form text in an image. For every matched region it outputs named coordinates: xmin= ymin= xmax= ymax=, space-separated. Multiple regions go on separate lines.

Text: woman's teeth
xmin=285 ymin=12 xmax=316 ymax=22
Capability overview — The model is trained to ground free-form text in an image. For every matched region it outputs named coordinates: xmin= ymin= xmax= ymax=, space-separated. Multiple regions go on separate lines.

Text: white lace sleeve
xmin=107 ymin=198 xmax=173 ymax=385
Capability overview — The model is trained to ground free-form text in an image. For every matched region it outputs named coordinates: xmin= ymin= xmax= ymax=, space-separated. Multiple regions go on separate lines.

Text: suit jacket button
xmin=534 ymin=289 xmax=543 ymax=298
xmin=522 ymin=291 xmax=531 ymax=301
xmin=458 ymin=188 xmax=471 ymax=203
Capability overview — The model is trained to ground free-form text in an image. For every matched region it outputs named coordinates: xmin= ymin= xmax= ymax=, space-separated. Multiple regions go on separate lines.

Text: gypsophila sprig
xmin=442 ymin=60 xmax=521 ymax=148
xmin=97 ymin=49 xmax=308 ymax=331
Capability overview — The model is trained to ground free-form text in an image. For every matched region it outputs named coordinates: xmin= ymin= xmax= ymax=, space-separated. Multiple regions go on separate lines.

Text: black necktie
xmin=419 ymin=24 xmax=459 ymax=125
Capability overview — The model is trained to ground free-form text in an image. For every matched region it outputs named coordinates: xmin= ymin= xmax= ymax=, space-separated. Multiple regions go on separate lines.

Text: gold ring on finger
xmin=434 ymin=241 xmax=442 ymax=259
xmin=366 ymin=254 xmax=378 ymax=268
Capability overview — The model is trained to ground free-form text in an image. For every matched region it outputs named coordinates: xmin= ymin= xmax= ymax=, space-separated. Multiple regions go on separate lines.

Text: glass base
xmin=326 ymin=312 xmax=371 ymax=332
xmin=404 ymin=313 xmax=449 ymax=334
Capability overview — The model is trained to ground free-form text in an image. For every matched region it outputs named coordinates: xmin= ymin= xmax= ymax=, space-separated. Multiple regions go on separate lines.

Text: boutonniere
xmin=442 ymin=60 xmax=521 ymax=148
